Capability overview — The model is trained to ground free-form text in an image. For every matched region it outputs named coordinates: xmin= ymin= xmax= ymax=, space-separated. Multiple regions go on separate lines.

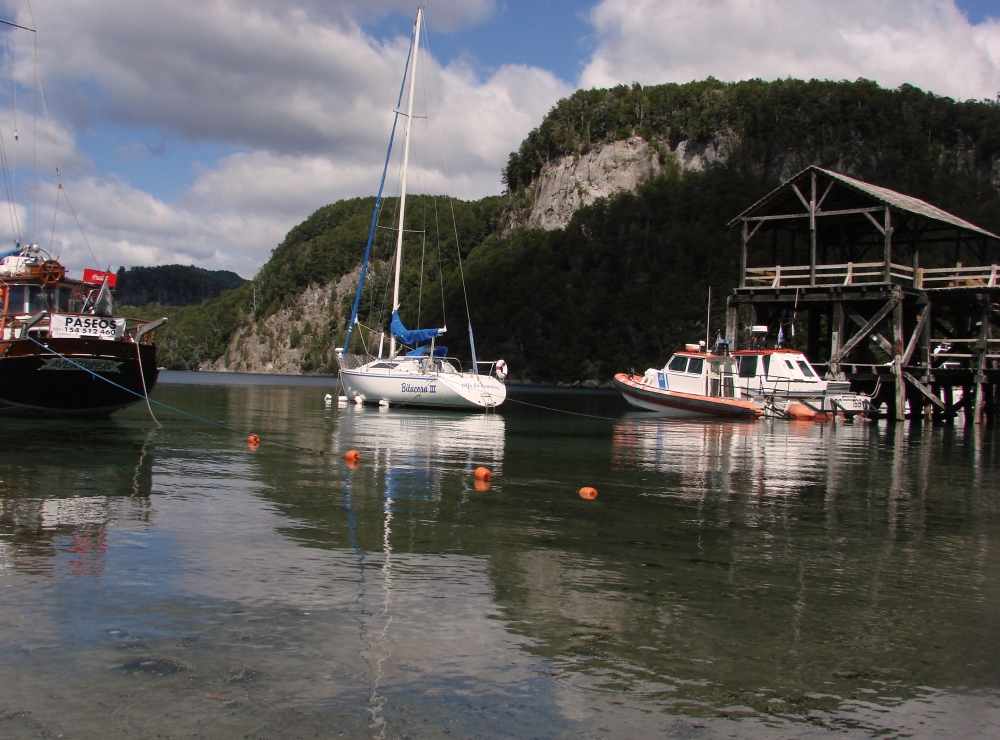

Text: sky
xmin=0 ymin=0 xmax=997 ymax=278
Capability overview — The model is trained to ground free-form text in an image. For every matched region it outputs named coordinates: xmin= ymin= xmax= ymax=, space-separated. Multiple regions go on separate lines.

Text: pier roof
xmin=729 ymin=165 xmax=999 ymax=240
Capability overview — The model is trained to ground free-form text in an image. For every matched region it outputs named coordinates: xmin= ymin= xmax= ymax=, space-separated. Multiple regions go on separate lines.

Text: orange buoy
xmin=247 ymin=434 xmax=260 ymax=451
xmin=474 ymin=478 xmax=491 ymax=492
xmin=579 ymin=486 xmax=598 ymax=500
xmin=474 ymin=467 xmax=492 ymax=481
xmin=345 ymin=450 xmax=361 ymax=464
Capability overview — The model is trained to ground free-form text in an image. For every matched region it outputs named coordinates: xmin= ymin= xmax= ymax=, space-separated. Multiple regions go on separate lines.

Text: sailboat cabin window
xmin=686 ymin=358 xmax=704 ymax=375
xmin=668 ymin=355 xmax=688 ymax=372
xmin=738 ymin=355 xmax=758 ymax=378
xmin=796 ymin=360 xmax=816 ymax=378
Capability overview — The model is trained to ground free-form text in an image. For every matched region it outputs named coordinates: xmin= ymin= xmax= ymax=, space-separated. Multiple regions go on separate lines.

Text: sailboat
xmin=336 ymin=7 xmax=507 ymax=410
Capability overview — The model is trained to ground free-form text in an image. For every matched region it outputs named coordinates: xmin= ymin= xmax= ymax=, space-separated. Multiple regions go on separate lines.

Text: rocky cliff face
xmin=200 ymin=267 xmax=358 ymax=374
xmin=518 ymin=135 xmax=735 ymax=231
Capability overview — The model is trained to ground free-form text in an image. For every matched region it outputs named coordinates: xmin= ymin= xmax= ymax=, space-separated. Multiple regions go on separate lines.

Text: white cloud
xmin=0 ymin=1 xmax=567 ymax=276
xmin=582 ymin=0 xmax=1000 ymax=101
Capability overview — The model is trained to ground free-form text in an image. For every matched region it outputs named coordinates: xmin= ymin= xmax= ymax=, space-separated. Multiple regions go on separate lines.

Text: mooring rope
xmin=503 ymin=396 xmax=622 ymax=421
xmin=27 ymin=337 xmax=324 ymax=454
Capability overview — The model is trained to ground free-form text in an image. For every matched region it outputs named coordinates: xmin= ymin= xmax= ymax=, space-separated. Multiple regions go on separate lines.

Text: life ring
xmin=494 ymin=359 xmax=508 ymax=379
xmin=39 ymin=259 xmax=65 ymax=285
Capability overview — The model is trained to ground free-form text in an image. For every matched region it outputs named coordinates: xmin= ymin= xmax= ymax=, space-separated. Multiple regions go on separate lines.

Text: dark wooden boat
xmin=0 ymin=248 xmax=165 ymax=417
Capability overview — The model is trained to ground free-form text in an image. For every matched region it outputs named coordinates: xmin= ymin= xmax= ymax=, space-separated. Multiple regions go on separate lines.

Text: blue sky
xmin=5 ymin=0 xmax=1000 ymax=277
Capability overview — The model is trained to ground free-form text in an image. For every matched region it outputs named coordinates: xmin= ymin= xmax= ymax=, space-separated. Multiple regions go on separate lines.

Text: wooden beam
xmin=903 ymin=371 xmax=946 ymax=409
xmin=901 ymin=308 xmax=930 ymax=366
xmin=743 ymin=206 xmax=886 ymax=222
xmin=864 ymin=211 xmax=885 ymax=235
xmin=791 ymin=183 xmax=810 ymax=210
xmin=830 ymin=296 xmax=899 ymax=364
xmin=740 ymin=221 xmax=748 ymax=289
xmin=974 ymin=298 xmax=991 ymax=424
xmin=846 ymin=306 xmax=894 ymax=356
xmin=892 ymin=297 xmax=905 ymax=420
xmin=884 ymin=208 xmax=893 ymax=283
xmin=810 ymin=172 xmax=817 ymax=286
xmin=828 ymin=302 xmax=845 ymax=379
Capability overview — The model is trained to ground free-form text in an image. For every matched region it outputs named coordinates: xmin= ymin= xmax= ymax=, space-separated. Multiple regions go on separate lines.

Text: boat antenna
xmin=388 ymin=5 xmax=423 ymax=359
xmin=705 ymin=285 xmax=711 ymax=351
xmin=341 ymin=12 xmax=417 ymax=354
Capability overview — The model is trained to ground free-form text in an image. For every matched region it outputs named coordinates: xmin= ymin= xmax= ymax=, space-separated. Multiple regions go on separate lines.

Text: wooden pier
xmin=724 ymin=166 xmax=1000 ymax=422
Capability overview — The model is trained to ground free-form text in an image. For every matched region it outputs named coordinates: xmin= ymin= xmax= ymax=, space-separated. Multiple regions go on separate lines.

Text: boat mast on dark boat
xmin=0 ymin=10 xmax=166 ymax=417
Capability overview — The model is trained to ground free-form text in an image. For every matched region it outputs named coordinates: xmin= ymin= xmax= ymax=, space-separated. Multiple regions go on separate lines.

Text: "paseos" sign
xmin=50 ymin=314 xmax=125 ymax=340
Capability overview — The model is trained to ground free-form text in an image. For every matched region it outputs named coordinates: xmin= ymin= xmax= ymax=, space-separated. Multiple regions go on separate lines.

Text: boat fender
xmin=247 ymin=434 xmax=260 ymax=451
xmin=786 ymin=403 xmax=817 ymax=420
xmin=579 ymin=487 xmax=598 ymax=500
xmin=495 ymin=359 xmax=508 ymax=379
xmin=474 ymin=466 xmax=492 ymax=481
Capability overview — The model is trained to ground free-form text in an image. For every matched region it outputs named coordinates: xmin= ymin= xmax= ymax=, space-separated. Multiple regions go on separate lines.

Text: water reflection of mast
xmin=367 ymin=463 xmax=395 ymax=738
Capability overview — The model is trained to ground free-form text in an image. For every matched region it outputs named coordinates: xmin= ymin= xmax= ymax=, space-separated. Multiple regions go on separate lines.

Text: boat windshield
xmin=667 ymin=355 xmax=687 ymax=372
xmin=796 ymin=360 xmax=816 ymax=378
xmin=687 ymin=357 xmax=704 ymax=375
xmin=738 ymin=355 xmax=758 ymax=377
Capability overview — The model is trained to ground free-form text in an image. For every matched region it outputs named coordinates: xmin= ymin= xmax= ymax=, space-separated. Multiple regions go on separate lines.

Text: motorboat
xmin=732 ymin=348 xmax=869 ymax=420
xmin=614 ymin=346 xmax=762 ymax=419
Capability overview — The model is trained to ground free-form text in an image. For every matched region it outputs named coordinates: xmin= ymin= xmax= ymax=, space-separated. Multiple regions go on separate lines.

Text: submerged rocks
xmin=114 ymin=658 xmax=188 ymax=676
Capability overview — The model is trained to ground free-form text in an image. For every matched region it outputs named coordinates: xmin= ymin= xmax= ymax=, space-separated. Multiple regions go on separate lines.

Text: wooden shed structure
xmin=724 ymin=165 xmax=1000 ymax=422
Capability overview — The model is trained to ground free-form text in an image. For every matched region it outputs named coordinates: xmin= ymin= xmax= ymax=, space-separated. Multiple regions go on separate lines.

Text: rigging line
xmin=26 ymin=336 xmax=324 ymax=454
xmin=134 ymin=338 xmax=160 ymax=426
xmin=47 ymin=177 xmax=57 ymax=250
xmin=27 ymin=7 xmax=33 ymax=240
xmin=432 ymin=195 xmax=446 ymax=327
xmin=58 ymin=181 xmax=100 ymax=269
xmin=0 ymin=116 xmax=19 ymax=242
xmin=2 ymin=0 xmax=20 ymax=243
xmin=0 ymin=18 xmax=33 ymax=32
xmin=343 ymin=20 xmax=415 ymax=353
xmin=419 ymin=22 xmax=472 ymax=329
xmin=417 ymin=225 xmax=425 ymax=326
xmin=503 ymin=396 xmax=622 ymax=421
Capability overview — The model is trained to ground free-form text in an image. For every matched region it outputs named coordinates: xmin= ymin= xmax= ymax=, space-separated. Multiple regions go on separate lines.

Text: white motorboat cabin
xmin=643 ymin=347 xmax=740 ymax=398
xmin=732 ymin=348 xmax=851 ymax=397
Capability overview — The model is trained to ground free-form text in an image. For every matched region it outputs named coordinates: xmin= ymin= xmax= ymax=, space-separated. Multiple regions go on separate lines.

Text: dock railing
xmin=744 ymin=261 xmax=999 ymax=290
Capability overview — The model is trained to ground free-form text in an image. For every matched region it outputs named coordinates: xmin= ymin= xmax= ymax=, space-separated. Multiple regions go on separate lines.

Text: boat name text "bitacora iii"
xmin=401 ymin=382 xmax=436 ymax=394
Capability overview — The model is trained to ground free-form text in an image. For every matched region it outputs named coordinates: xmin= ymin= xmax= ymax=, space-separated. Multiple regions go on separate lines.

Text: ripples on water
xmin=0 ymin=374 xmax=998 ymax=739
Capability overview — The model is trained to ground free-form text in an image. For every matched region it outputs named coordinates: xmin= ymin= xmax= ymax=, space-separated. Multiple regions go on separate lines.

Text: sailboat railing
xmin=338 ymin=351 xmax=376 ymax=370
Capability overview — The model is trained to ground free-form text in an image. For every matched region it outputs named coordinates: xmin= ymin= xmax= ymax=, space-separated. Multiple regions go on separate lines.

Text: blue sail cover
xmin=406 ymin=345 xmax=448 ymax=357
xmin=391 ymin=310 xmax=443 ymax=345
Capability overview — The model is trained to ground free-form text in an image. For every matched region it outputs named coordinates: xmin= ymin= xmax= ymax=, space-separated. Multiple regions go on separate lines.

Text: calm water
xmin=1 ymin=373 xmax=998 ymax=739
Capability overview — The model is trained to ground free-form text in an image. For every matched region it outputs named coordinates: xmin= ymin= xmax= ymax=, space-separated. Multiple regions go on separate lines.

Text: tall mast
xmin=389 ymin=6 xmax=422 ymax=359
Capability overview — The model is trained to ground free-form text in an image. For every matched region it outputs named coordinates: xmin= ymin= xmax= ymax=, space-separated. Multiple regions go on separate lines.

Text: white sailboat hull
xmin=340 ymin=364 xmax=506 ymax=410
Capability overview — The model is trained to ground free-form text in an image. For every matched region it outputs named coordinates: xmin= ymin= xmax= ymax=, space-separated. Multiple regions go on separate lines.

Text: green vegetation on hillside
xmin=145 ymin=78 xmax=1000 ymax=380
xmin=116 ymin=264 xmax=245 ymax=307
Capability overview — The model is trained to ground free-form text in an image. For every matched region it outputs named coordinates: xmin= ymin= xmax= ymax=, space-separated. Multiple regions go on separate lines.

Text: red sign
xmin=82 ymin=269 xmax=118 ymax=287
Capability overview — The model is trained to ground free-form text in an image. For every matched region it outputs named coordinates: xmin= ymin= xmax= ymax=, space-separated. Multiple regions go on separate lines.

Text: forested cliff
xmin=143 ymin=77 xmax=1000 ymax=382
